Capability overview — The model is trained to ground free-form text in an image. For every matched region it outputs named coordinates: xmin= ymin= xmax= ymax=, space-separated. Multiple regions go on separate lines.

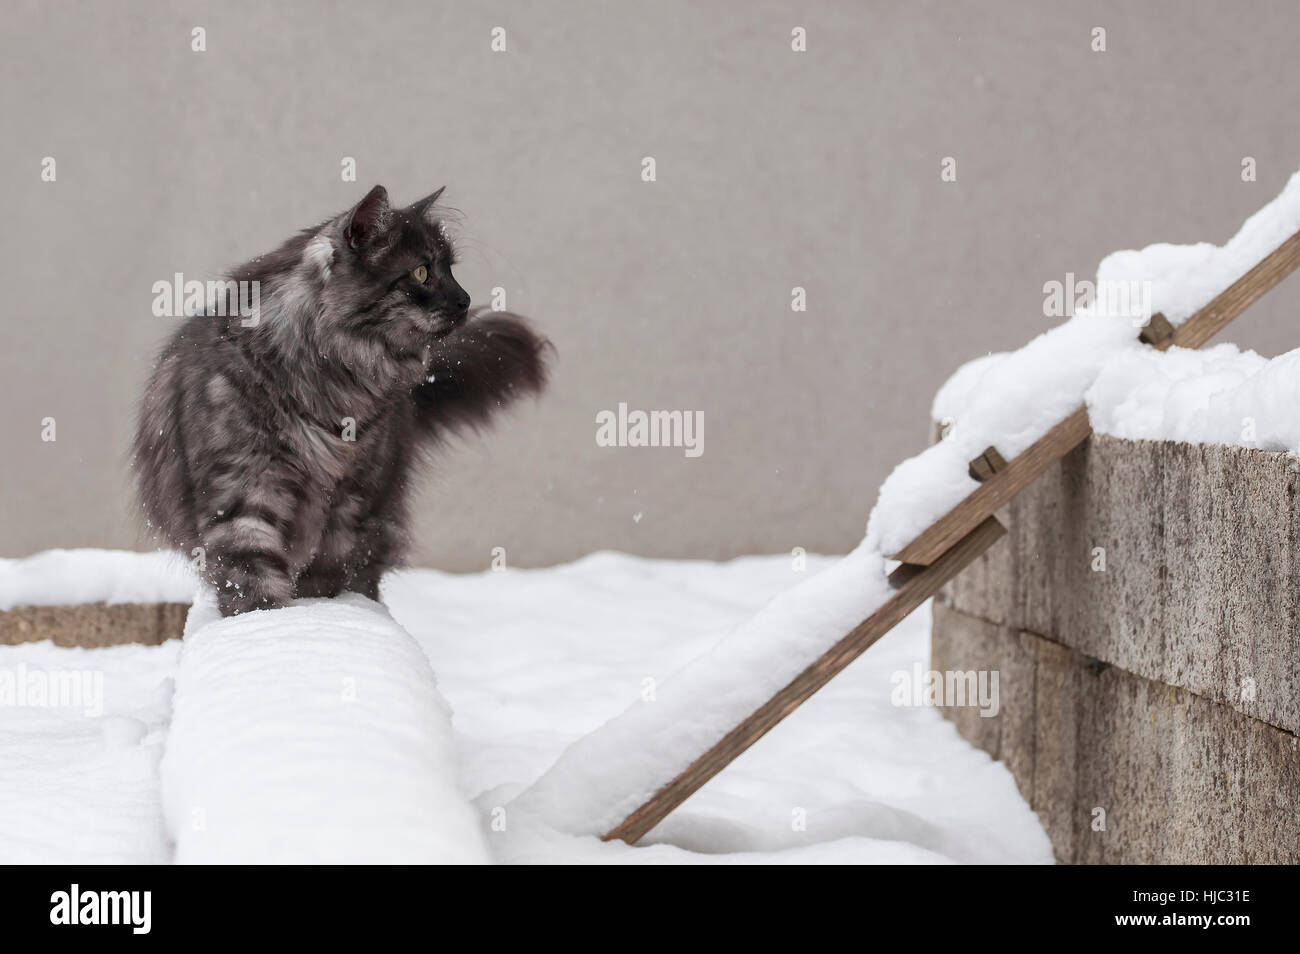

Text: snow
xmin=871 ymin=312 xmax=1137 ymax=556
xmin=504 ymin=547 xmax=893 ymax=837
xmin=0 ymin=548 xmax=197 ymax=610
xmin=936 ymin=343 xmax=1300 ymax=458
xmin=873 ymin=169 xmax=1300 ymax=557
xmin=161 ymin=592 xmax=488 ymax=863
xmin=1087 ymin=343 xmax=1300 ymax=453
xmin=0 ymin=550 xmax=1053 ymax=864
xmin=0 ymin=639 xmax=177 ymax=863
xmin=386 ymin=553 xmax=1051 ymax=863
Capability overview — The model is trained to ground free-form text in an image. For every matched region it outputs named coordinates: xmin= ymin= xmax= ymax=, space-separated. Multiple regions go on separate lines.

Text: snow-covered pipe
xmin=160 ymin=593 xmax=487 ymax=863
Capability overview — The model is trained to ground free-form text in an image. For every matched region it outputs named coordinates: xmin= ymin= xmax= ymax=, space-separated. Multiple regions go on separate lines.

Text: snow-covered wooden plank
xmin=889 ymin=226 xmax=1300 ymax=566
xmin=1170 ymin=228 xmax=1300 ymax=350
xmin=160 ymin=594 xmax=488 ymax=863
xmin=889 ymin=408 xmax=1092 ymax=566
xmin=599 ymin=516 xmax=1004 ymax=844
xmin=966 ymin=445 xmax=1008 ymax=482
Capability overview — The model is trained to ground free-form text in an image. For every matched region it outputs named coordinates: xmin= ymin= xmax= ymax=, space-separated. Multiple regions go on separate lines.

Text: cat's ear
xmin=344 ymin=185 xmax=391 ymax=251
xmin=408 ymin=187 xmax=446 ymax=223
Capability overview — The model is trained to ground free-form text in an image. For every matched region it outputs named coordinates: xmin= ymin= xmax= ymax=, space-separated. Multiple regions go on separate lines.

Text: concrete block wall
xmin=931 ymin=434 xmax=1300 ymax=863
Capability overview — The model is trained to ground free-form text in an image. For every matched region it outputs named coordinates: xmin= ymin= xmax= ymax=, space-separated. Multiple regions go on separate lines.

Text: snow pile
xmin=160 ymin=593 xmax=488 ymax=864
xmin=0 ymin=639 xmax=177 ymax=863
xmin=938 ymin=340 xmax=1300 ymax=457
xmin=385 ymin=554 xmax=1053 ymax=863
xmin=871 ymin=170 xmax=1300 ymax=556
xmin=506 ymin=547 xmax=893 ymax=837
xmin=0 ymin=548 xmax=197 ymax=610
xmin=1087 ymin=343 xmax=1300 ymax=452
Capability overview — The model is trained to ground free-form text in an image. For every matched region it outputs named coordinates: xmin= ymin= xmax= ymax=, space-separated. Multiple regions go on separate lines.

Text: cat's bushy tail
xmin=132 ymin=351 xmax=197 ymax=549
xmin=413 ymin=309 xmax=552 ymax=440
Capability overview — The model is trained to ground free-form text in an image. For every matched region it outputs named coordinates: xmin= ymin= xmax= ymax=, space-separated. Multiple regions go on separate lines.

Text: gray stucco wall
xmin=4 ymin=1 xmax=1300 ymax=569
xmin=932 ymin=434 xmax=1300 ymax=863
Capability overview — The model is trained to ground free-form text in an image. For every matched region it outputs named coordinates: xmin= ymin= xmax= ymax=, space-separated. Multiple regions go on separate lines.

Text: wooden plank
xmin=967 ymin=452 xmax=994 ymax=482
xmin=602 ymin=515 xmax=1007 ymax=845
xmin=967 ymin=445 xmax=1008 ymax=482
xmin=1171 ymin=228 xmax=1300 ymax=350
xmin=1138 ymin=312 xmax=1174 ymax=347
xmin=889 ymin=407 xmax=1091 ymax=565
xmin=890 ymin=227 xmax=1300 ymax=565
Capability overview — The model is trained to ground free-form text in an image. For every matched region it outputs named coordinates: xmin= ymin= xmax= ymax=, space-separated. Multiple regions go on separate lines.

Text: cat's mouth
xmin=430 ymin=311 xmax=469 ymax=339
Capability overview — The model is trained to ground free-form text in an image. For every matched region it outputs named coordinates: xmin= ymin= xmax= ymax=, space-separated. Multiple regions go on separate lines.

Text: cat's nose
xmin=436 ymin=301 xmax=469 ymax=325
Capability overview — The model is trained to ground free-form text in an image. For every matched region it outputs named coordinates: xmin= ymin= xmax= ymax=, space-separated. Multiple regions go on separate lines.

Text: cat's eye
xmin=411 ymin=265 xmax=429 ymax=284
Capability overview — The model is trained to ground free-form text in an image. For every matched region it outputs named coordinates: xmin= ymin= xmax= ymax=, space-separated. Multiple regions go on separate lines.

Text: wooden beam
xmin=1171 ymin=228 xmax=1300 ymax=350
xmin=890 ymin=407 xmax=1091 ymax=565
xmin=967 ymin=445 xmax=1008 ymax=482
xmin=1138 ymin=312 xmax=1174 ymax=347
xmin=602 ymin=516 xmax=1007 ymax=845
xmin=889 ymin=227 xmax=1300 ymax=565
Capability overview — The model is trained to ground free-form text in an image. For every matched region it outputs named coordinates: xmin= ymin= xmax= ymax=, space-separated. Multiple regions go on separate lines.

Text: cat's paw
xmin=216 ymin=585 xmax=289 ymax=617
xmin=213 ymin=559 xmax=294 ymax=617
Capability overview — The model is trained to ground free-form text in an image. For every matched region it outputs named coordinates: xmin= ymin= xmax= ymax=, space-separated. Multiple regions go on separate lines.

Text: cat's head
xmin=313 ymin=185 xmax=472 ymax=347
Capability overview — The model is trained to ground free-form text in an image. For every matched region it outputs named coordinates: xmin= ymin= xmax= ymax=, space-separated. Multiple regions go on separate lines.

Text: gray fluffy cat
xmin=133 ymin=185 xmax=550 ymax=616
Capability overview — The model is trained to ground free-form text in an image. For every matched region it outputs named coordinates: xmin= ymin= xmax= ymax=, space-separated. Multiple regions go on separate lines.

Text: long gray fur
xmin=133 ymin=185 xmax=550 ymax=616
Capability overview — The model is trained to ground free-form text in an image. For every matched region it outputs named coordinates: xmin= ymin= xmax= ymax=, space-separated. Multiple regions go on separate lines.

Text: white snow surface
xmin=1087 ymin=343 xmax=1300 ymax=452
xmin=2 ymin=551 xmax=1052 ymax=864
xmin=161 ymin=592 xmax=489 ymax=864
xmin=0 ymin=639 xmax=177 ymax=863
xmin=0 ymin=548 xmax=197 ymax=610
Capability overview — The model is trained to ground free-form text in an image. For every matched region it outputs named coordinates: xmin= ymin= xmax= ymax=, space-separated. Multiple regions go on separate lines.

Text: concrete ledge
xmin=932 ymin=601 xmax=1300 ymax=864
xmin=940 ymin=434 xmax=1300 ymax=735
xmin=0 ymin=602 xmax=189 ymax=647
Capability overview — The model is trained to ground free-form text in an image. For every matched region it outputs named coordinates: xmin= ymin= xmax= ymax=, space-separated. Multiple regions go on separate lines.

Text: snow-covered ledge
xmin=0 ymin=550 xmax=195 ymax=647
xmin=161 ymin=593 xmax=489 ymax=863
xmin=930 ymin=431 xmax=1300 ymax=864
